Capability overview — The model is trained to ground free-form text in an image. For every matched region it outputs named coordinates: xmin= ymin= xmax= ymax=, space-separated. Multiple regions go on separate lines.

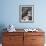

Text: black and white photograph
xmin=19 ymin=5 xmax=34 ymax=22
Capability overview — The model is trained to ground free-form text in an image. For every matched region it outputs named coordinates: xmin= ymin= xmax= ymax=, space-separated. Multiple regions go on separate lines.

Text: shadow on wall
xmin=0 ymin=24 xmax=7 ymax=43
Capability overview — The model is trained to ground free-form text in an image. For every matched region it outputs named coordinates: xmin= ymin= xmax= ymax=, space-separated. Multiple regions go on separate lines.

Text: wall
xmin=0 ymin=0 xmax=46 ymax=29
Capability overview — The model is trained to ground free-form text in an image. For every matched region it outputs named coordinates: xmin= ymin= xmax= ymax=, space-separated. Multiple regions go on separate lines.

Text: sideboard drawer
xmin=24 ymin=32 xmax=44 ymax=36
xmin=3 ymin=32 xmax=23 ymax=36
xmin=32 ymin=36 xmax=44 ymax=44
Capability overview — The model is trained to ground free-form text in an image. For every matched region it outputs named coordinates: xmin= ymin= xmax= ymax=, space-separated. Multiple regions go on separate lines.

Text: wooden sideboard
xmin=2 ymin=32 xmax=45 ymax=46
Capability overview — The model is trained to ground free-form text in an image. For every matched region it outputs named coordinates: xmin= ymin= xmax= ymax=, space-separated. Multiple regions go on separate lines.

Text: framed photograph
xmin=19 ymin=5 xmax=34 ymax=23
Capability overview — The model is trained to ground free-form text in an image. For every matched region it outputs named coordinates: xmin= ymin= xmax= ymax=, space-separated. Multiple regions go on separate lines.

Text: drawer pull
xmin=32 ymin=39 xmax=36 ymax=40
xmin=9 ymin=38 xmax=12 ymax=40
xmin=9 ymin=38 xmax=13 ymax=40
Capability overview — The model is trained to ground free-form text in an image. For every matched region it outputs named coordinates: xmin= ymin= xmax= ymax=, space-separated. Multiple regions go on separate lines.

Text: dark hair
xmin=22 ymin=10 xmax=28 ymax=19
xmin=29 ymin=16 xmax=32 ymax=20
